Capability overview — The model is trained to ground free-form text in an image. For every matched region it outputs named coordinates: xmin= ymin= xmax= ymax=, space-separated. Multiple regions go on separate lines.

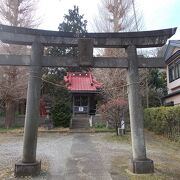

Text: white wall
xmin=165 ymin=94 xmax=180 ymax=106
xmin=167 ymin=78 xmax=180 ymax=94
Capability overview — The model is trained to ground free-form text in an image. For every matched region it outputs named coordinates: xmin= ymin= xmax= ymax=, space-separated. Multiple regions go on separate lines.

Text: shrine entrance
xmin=0 ymin=24 xmax=176 ymax=177
xmin=74 ymin=95 xmax=89 ymax=114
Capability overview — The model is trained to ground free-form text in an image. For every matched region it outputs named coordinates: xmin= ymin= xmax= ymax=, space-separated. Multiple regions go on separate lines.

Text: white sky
xmin=37 ymin=0 xmax=180 ymax=40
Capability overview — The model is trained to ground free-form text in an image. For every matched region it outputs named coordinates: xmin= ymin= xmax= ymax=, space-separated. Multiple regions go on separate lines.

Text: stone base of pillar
xmin=129 ymin=158 xmax=154 ymax=174
xmin=14 ymin=161 xmax=41 ymax=177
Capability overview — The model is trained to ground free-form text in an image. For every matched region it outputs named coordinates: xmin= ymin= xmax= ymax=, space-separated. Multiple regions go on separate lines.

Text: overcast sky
xmin=37 ymin=0 xmax=180 ymax=40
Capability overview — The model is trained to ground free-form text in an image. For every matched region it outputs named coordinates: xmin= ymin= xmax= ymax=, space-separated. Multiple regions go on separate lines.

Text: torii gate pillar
xmin=15 ymin=40 xmax=43 ymax=177
xmin=126 ymin=45 xmax=154 ymax=173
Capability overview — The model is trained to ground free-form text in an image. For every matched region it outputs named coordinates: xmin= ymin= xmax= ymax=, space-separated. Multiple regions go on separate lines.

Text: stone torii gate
xmin=0 ymin=24 xmax=176 ymax=177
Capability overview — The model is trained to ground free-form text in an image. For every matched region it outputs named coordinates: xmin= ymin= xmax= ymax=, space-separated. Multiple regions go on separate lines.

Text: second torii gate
xmin=0 ymin=24 xmax=176 ymax=177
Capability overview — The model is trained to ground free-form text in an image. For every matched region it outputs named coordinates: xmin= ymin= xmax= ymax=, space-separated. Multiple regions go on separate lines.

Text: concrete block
xmin=14 ymin=161 xmax=41 ymax=177
xmin=129 ymin=158 xmax=154 ymax=174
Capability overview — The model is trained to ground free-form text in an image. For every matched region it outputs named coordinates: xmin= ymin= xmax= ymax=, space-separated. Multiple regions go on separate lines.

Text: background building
xmin=164 ymin=40 xmax=180 ymax=106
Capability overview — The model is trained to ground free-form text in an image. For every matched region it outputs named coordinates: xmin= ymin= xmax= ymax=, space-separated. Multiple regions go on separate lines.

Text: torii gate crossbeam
xmin=0 ymin=24 xmax=177 ymax=177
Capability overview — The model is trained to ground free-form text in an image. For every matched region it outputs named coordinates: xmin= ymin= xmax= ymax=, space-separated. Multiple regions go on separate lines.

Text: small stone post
xmin=126 ymin=45 xmax=154 ymax=174
xmin=15 ymin=40 xmax=43 ymax=177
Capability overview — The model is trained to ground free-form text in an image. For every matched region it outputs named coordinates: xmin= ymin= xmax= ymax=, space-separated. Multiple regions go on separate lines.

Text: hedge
xmin=144 ymin=106 xmax=180 ymax=141
xmin=51 ymin=102 xmax=72 ymax=128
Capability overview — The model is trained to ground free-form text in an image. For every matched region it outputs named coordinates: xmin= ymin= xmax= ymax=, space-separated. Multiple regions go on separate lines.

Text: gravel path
xmin=47 ymin=134 xmax=112 ymax=180
xmin=0 ymin=133 xmax=113 ymax=180
xmin=0 ymin=132 xmax=180 ymax=180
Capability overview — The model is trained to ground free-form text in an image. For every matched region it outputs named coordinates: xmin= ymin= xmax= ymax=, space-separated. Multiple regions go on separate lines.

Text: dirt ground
xmin=0 ymin=131 xmax=180 ymax=180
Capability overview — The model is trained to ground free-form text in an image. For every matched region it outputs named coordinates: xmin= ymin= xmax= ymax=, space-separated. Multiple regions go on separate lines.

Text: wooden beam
xmin=0 ymin=54 xmax=165 ymax=68
xmin=0 ymin=24 xmax=177 ymax=48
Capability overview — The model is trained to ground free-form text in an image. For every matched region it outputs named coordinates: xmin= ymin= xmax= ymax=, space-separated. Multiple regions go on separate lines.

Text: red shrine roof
xmin=64 ymin=72 xmax=102 ymax=92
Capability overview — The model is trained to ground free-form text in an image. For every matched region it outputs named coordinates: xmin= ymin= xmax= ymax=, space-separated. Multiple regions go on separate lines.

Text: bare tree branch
xmin=0 ymin=0 xmax=39 ymax=128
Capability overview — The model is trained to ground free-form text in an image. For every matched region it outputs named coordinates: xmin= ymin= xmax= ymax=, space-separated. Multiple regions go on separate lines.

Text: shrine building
xmin=64 ymin=72 xmax=102 ymax=116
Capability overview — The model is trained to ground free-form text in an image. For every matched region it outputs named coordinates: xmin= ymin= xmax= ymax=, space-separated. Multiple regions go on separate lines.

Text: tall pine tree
xmin=42 ymin=6 xmax=88 ymax=127
xmin=46 ymin=5 xmax=88 ymax=75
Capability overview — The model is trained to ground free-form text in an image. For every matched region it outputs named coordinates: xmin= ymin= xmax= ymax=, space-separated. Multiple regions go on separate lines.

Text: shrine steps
xmin=71 ymin=114 xmax=90 ymax=129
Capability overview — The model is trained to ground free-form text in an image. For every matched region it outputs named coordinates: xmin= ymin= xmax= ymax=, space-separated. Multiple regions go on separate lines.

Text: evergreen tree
xmin=46 ymin=5 xmax=88 ymax=74
xmin=42 ymin=6 xmax=88 ymax=127
xmin=148 ymin=69 xmax=167 ymax=92
xmin=145 ymin=69 xmax=167 ymax=107
xmin=58 ymin=6 xmax=87 ymax=33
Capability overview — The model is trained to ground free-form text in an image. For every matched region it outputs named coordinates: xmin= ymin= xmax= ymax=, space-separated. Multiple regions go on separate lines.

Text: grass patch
xmin=38 ymin=127 xmax=69 ymax=132
xmin=93 ymin=122 xmax=106 ymax=129
xmin=0 ymin=127 xmax=23 ymax=133
xmin=94 ymin=127 xmax=115 ymax=132
xmin=0 ymin=157 xmax=49 ymax=179
xmin=126 ymin=163 xmax=180 ymax=180
xmin=103 ymin=132 xmax=131 ymax=143
xmin=145 ymin=130 xmax=180 ymax=151
xmin=0 ymin=127 xmax=70 ymax=134
xmin=0 ymin=167 xmax=49 ymax=179
xmin=110 ymin=155 xmax=129 ymax=179
xmin=91 ymin=122 xmax=115 ymax=132
xmin=111 ymin=157 xmax=172 ymax=180
xmin=127 ymin=174 xmax=167 ymax=180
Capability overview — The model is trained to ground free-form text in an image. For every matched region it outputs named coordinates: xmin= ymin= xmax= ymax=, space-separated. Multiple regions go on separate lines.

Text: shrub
xmin=144 ymin=106 xmax=180 ymax=140
xmin=94 ymin=122 xmax=106 ymax=129
xmin=43 ymin=80 xmax=72 ymax=128
xmin=99 ymin=98 xmax=128 ymax=135
xmin=51 ymin=102 xmax=72 ymax=127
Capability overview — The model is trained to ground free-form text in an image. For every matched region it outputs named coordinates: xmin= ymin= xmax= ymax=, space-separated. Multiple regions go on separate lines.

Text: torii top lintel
xmin=0 ymin=24 xmax=177 ymax=48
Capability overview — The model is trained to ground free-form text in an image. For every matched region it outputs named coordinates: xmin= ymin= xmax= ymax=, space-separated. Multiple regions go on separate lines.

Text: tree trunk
xmin=5 ymin=99 xmax=15 ymax=128
xmin=115 ymin=122 xmax=118 ymax=136
xmin=146 ymin=77 xmax=149 ymax=108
